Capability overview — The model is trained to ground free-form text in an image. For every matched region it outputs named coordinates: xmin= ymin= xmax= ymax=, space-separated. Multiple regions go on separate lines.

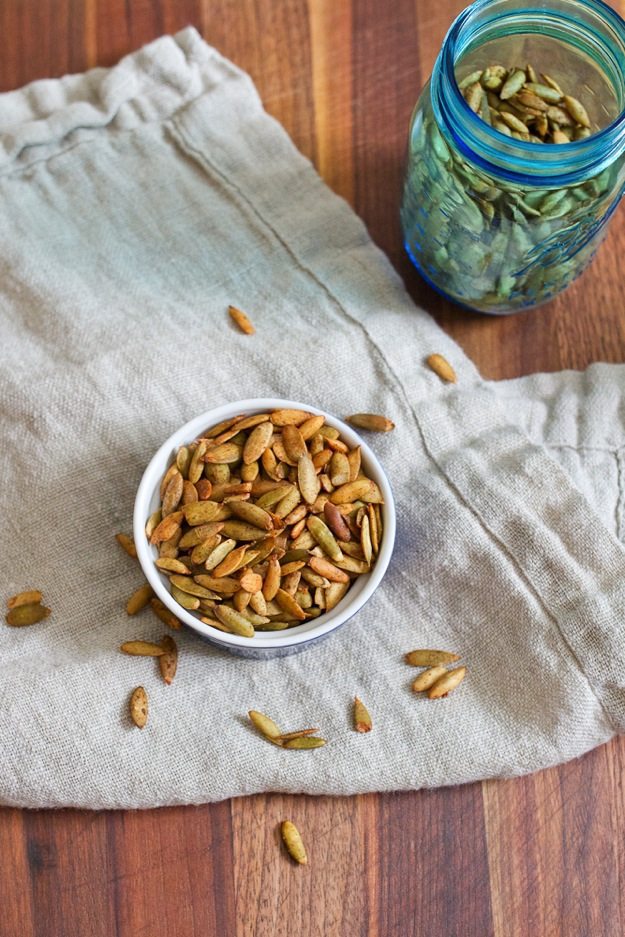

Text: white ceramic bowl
xmin=134 ymin=399 xmax=396 ymax=658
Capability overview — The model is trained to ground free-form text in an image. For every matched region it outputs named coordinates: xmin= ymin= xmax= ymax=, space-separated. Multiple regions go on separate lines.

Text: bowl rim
xmin=133 ymin=398 xmax=396 ymax=650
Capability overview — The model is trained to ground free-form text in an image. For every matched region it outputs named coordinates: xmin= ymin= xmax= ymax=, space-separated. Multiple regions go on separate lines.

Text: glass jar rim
xmin=433 ymin=0 xmax=625 ymax=185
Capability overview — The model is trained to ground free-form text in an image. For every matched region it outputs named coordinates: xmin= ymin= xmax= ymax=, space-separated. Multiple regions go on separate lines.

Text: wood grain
xmin=1 ymin=0 xmax=625 ymax=935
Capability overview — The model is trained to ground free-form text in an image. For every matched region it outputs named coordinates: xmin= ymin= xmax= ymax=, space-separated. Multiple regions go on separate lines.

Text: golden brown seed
xmin=176 ymin=446 xmax=191 ymax=477
xmin=329 ymin=479 xmax=382 ymax=505
xmin=312 ymin=449 xmax=333 ymax=471
xmin=411 ymin=665 xmax=447 ymax=692
xmin=360 ymin=514 xmax=373 ymax=565
xmin=188 ymin=440 xmax=208 ymax=483
xmin=404 ymin=649 xmax=460 ymax=667
xmin=115 ymin=534 xmax=137 ymax=559
xmin=500 ymin=111 xmax=528 ymax=133
xmin=500 ymin=68 xmax=526 ymax=100
xmin=281 ymin=821 xmax=308 ymax=864
xmin=283 ymin=737 xmax=326 ymax=749
xmin=171 ymin=585 xmax=201 ymax=610
xmin=367 ymin=504 xmax=379 ymax=554
xmin=190 ymin=534 xmax=222 ymax=565
xmin=145 ymin=509 xmax=162 ymax=539
xmin=427 ymin=666 xmax=467 ymax=699
xmin=214 ymin=604 xmax=255 ymax=637
xmin=155 ymin=556 xmax=191 ymax=574
xmin=149 ymin=511 xmax=183 ymax=544
xmin=182 ymin=480 xmax=198 ymax=504
xmin=169 ymin=575 xmax=220 ymax=599
xmin=346 ymin=413 xmax=395 ymax=433
xmin=249 ymin=591 xmax=268 ymax=616
xmin=212 ymin=544 xmax=249 ymax=577
xmin=324 ymin=580 xmax=350 ymax=611
xmin=195 ymin=479 xmax=213 ymax=500
xmin=159 ymin=463 xmax=179 ymax=500
xmin=181 ymin=501 xmax=222 ymax=525
xmin=7 ymin=589 xmax=43 ymax=609
xmin=126 ymin=584 xmax=154 ymax=615
xmin=159 ymin=635 xmax=178 ymax=685
xmin=204 ymin=538 xmax=237 ymax=570
xmin=329 ymin=452 xmax=350 ymax=487
xmin=354 ymin=697 xmax=372 ymax=733
xmin=270 ymin=409 xmax=312 ymax=426
xmin=129 ymin=686 xmax=148 ymax=728
xmin=249 ymin=710 xmax=281 ymax=739
xmin=275 ymin=589 xmax=307 ymax=621
xmin=426 ymin=353 xmax=457 ymax=383
xmin=282 ymin=424 xmax=308 ymax=462
xmin=158 ymin=528 xmax=182 ymax=558
xmin=150 ymin=597 xmax=181 ymax=630
xmin=541 ymin=72 xmax=564 ymax=95
xmin=308 ymin=556 xmax=350 ymax=583
xmin=239 ymin=568 xmax=263 ymax=593
xmin=228 ymin=500 xmax=274 ymax=531
xmin=464 ymin=81 xmax=483 ymax=112
xmin=220 ymin=520 xmax=271 ymax=541
xmin=263 ymin=554 xmax=282 ymax=601
xmin=546 ymin=105 xmax=573 ymax=126
xmin=271 ymin=727 xmax=318 ymax=744
xmin=297 ymin=453 xmax=321 ymax=505
xmin=179 ymin=522 xmax=224 ymax=548
xmin=5 ymin=603 xmax=51 ymax=627
xmin=194 ymin=575 xmax=240 ymax=595
xmin=243 ymin=421 xmax=274 ymax=464
xmin=228 ymin=304 xmax=255 ymax=334
xmin=120 ymin=640 xmax=165 ymax=657
xmin=279 ymin=560 xmax=306 ymax=577
xmin=261 ymin=447 xmax=280 ymax=480
xmin=334 ymin=555 xmax=369 ymax=575
xmin=162 ymin=470 xmax=184 ymax=516
xmin=241 ymin=460 xmax=259 ymax=482
xmin=202 ymin=442 xmax=242 ymax=465
xmin=298 ymin=414 xmax=326 ymax=440
xmin=563 ymin=94 xmax=590 ymax=128
xmin=516 ymin=90 xmax=549 ymax=112
xmin=233 ymin=588 xmax=252 ymax=612
xmin=552 ymin=129 xmax=570 ymax=144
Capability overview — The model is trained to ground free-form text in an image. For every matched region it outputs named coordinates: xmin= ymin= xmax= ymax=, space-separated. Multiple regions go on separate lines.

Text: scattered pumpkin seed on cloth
xmin=2 ymin=29 xmax=625 ymax=808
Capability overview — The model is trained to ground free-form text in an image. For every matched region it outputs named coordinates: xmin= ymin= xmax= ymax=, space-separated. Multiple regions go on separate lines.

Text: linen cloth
xmin=2 ymin=28 xmax=625 ymax=809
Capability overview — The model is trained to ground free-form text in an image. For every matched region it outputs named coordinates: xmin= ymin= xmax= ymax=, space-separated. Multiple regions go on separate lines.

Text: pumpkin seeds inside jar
xmin=147 ymin=409 xmax=387 ymax=639
xmin=401 ymin=58 xmax=623 ymax=313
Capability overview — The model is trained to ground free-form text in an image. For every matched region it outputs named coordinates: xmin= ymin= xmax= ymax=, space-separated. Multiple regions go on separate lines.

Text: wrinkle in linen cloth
xmin=1 ymin=28 xmax=625 ymax=808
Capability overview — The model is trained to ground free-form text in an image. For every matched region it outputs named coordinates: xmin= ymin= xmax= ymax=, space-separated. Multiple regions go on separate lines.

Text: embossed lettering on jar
xmin=400 ymin=0 xmax=625 ymax=314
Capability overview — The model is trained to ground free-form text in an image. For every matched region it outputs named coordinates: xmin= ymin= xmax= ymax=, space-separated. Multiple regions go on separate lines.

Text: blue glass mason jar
xmin=400 ymin=0 xmax=625 ymax=314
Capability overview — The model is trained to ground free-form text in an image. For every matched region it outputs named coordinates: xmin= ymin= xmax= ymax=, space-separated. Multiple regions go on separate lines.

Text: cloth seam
xmin=167 ymin=117 xmax=426 ymax=423
xmin=616 ymin=450 xmax=625 ymax=543
xmin=169 ymin=116 xmax=619 ymax=734
xmin=417 ymin=439 xmax=620 ymax=735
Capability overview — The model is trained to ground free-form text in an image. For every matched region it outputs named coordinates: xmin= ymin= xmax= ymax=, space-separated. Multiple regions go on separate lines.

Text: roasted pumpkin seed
xmin=159 ymin=635 xmax=178 ymax=685
xmin=120 ymin=640 xmax=165 ymax=657
xmin=281 ymin=820 xmax=308 ymax=864
xmin=129 ymin=686 xmax=148 ymax=728
xmin=228 ymin=304 xmax=255 ymax=334
xmin=427 ymin=666 xmax=467 ymax=699
xmin=353 ymin=697 xmax=372 ymax=732
xmin=405 ymin=649 xmax=460 ymax=667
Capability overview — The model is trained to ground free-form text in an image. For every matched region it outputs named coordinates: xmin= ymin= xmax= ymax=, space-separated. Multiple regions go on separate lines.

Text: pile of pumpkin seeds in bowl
xmin=146 ymin=408 xmax=385 ymax=639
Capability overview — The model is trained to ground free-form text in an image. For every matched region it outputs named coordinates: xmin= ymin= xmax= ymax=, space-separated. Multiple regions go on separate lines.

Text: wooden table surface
xmin=2 ymin=1 xmax=625 ymax=935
